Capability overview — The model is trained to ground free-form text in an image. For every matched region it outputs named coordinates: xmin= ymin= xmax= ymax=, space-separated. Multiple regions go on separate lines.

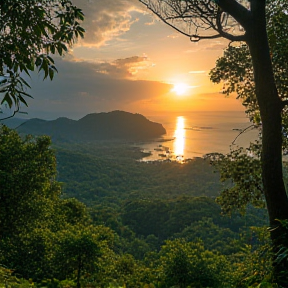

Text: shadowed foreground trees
xmin=138 ymin=0 xmax=288 ymax=285
xmin=158 ymin=239 xmax=230 ymax=288
xmin=0 ymin=126 xmax=278 ymax=287
xmin=0 ymin=126 xmax=61 ymax=239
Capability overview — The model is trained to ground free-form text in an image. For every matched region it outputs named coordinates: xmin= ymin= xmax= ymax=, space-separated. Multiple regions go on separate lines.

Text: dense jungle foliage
xmin=0 ymin=126 xmax=276 ymax=288
xmin=55 ymin=141 xmax=224 ymax=204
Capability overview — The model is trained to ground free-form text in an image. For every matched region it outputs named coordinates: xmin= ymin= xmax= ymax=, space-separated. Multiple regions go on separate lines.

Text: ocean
xmin=138 ymin=111 xmax=259 ymax=161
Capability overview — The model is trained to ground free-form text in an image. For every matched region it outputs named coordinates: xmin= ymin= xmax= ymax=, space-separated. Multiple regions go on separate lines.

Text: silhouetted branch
xmin=0 ymin=105 xmax=20 ymax=121
xmin=215 ymin=7 xmax=247 ymax=42
xmin=139 ymin=0 xmax=248 ymax=43
xmin=232 ymin=124 xmax=259 ymax=145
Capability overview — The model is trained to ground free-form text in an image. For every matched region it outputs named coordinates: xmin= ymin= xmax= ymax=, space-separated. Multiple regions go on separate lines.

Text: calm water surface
xmin=139 ymin=111 xmax=258 ymax=161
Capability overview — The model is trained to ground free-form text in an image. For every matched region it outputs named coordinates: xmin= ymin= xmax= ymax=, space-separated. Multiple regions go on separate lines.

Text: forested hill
xmin=16 ymin=110 xmax=166 ymax=141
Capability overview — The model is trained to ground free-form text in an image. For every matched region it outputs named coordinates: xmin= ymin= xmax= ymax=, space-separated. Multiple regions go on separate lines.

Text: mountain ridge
xmin=16 ymin=110 xmax=166 ymax=141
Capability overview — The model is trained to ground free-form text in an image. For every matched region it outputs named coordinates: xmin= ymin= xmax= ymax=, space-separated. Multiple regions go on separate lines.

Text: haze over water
xmin=140 ymin=111 xmax=258 ymax=161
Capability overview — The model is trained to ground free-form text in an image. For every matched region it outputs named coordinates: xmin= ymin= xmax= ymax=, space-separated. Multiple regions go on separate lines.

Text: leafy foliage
xmin=0 ymin=0 xmax=84 ymax=112
xmin=158 ymin=239 xmax=231 ymax=288
xmin=208 ymin=3 xmax=288 ymax=284
xmin=0 ymin=265 xmax=33 ymax=288
xmin=0 ymin=127 xmax=272 ymax=287
xmin=206 ymin=145 xmax=264 ymax=215
xmin=209 ymin=1 xmax=288 ymax=148
xmin=173 ymin=218 xmax=242 ymax=255
xmin=52 ymin=225 xmax=115 ymax=287
xmin=231 ymin=227 xmax=274 ymax=287
xmin=55 ymin=142 xmax=223 ymax=205
xmin=210 ymin=44 xmax=257 ymax=122
xmin=0 ymin=125 xmax=61 ymax=238
xmin=207 ymin=1 xmax=288 ymax=219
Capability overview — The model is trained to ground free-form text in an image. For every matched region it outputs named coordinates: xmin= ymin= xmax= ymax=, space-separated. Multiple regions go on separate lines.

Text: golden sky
xmin=24 ymin=0 xmax=244 ymax=119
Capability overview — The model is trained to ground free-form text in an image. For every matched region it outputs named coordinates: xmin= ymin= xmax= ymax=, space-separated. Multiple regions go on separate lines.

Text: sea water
xmin=139 ymin=111 xmax=259 ymax=161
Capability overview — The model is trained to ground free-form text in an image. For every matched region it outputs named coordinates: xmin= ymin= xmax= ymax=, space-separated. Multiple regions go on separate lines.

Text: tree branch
xmin=218 ymin=0 xmax=251 ymax=31
xmin=215 ymin=8 xmax=248 ymax=42
xmin=140 ymin=0 xmax=249 ymax=43
xmin=140 ymin=1 xmax=198 ymax=38
xmin=190 ymin=33 xmax=222 ymax=42
xmin=218 ymin=31 xmax=247 ymax=42
xmin=232 ymin=124 xmax=259 ymax=145
xmin=0 ymin=106 xmax=20 ymax=121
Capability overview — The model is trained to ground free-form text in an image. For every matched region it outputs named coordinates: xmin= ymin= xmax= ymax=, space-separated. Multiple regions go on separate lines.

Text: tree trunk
xmin=247 ymin=0 xmax=288 ymax=285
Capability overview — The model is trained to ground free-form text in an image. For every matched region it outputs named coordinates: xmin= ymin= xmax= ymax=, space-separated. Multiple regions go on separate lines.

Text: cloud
xmin=24 ymin=57 xmax=172 ymax=119
xmin=73 ymin=0 xmax=144 ymax=47
xmin=145 ymin=19 xmax=156 ymax=26
xmin=68 ymin=55 xmax=151 ymax=78
xmin=205 ymin=40 xmax=228 ymax=51
xmin=167 ymin=33 xmax=180 ymax=39
xmin=112 ymin=55 xmax=150 ymax=77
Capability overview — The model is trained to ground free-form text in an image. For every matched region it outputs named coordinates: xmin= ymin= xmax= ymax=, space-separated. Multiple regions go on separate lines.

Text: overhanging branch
xmin=139 ymin=0 xmax=249 ymax=43
xmin=218 ymin=31 xmax=247 ymax=42
xmin=189 ymin=33 xmax=221 ymax=42
xmin=232 ymin=124 xmax=259 ymax=145
xmin=0 ymin=105 xmax=20 ymax=121
xmin=140 ymin=1 xmax=198 ymax=38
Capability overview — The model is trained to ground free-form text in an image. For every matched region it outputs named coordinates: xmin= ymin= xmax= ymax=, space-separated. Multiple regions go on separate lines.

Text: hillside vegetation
xmin=56 ymin=141 xmax=223 ymax=204
xmin=0 ymin=126 xmax=271 ymax=288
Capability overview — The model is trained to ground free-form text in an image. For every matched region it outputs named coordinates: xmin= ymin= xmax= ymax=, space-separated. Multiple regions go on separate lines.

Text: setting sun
xmin=172 ymin=83 xmax=190 ymax=95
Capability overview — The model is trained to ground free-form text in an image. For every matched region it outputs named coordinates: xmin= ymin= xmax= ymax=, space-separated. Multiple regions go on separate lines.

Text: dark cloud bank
xmin=26 ymin=58 xmax=171 ymax=119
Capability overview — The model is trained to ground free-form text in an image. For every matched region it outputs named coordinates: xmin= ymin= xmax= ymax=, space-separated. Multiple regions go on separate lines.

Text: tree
xmin=231 ymin=227 xmax=274 ymax=287
xmin=0 ymin=126 xmax=61 ymax=238
xmin=0 ymin=126 xmax=63 ymax=280
xmin=1 ymin=228 xmax=57 ymax=281
xmin=0 ymin=265 xmax=33 ymax=288
xmin=58 ymin=198 xmax=91 ymax=226
xmin=0 ymin=0 xmax=84 ymax=117
xmin=138 ymin=0 xmax=288 ymax=284
xmin=158 ymin=239 xmax=230 ymax=288
xmin=53 ymin=225 xmax=115 ymax=288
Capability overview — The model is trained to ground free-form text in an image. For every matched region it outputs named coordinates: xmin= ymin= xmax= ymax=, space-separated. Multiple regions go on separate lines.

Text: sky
xmin=6 ymin=0 xmax=245 ymax=120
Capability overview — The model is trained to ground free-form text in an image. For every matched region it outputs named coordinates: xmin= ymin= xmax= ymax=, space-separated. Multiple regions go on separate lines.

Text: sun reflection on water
xmin=174 ymin=116 xmax=186 ymax=160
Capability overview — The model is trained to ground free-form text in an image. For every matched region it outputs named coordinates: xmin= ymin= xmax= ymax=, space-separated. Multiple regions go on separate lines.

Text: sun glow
xmin=172 ymin=83 xmax=190 ymax=95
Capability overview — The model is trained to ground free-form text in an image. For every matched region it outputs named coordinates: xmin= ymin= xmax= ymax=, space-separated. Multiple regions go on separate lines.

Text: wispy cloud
xmin=205 ymin=40 xmax=227 ymax=51
xmin=81 ymin=55 xmax=152 ymax=78
xmin=167 ymin=33 xmax=180 ymax=39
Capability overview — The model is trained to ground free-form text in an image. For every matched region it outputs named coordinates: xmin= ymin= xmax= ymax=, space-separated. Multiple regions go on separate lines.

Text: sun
xmin=172 ymin=83 xmax=190 ymax=95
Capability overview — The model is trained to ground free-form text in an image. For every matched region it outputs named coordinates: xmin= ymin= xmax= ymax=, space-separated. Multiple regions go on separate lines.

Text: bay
xmin=138 ymin=111 xmax=259 ymax=161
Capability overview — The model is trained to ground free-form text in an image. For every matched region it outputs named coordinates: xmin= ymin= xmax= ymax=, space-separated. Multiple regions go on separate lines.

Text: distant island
xmin=15 ymin=110 xmax=166 ymax=141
